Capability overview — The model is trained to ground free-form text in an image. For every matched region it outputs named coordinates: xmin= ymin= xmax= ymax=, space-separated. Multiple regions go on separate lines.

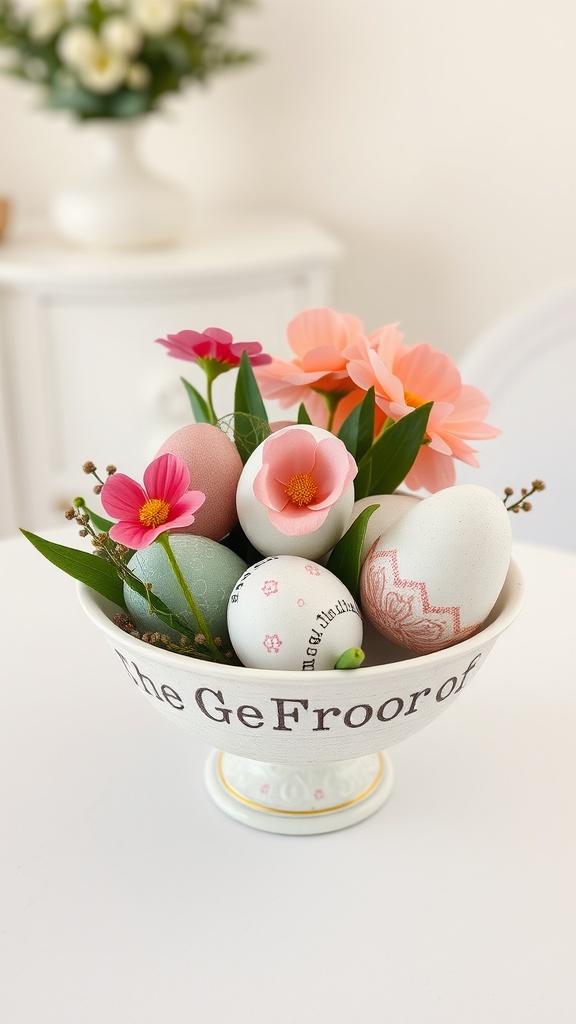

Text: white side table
xmin=0 ymin=213 xmax=342 ymax=536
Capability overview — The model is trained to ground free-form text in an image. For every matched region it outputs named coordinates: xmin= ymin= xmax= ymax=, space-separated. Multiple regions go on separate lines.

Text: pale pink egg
xmin=156 ymin=422 xmax=242 ymax=541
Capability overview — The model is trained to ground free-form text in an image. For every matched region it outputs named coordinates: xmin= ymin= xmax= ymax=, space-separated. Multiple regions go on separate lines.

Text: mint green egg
xmin=124 ymin=535 xmax=246 ymax=647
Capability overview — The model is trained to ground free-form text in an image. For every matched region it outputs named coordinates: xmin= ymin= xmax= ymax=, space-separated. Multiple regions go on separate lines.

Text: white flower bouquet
xmin=0 ymin=0 xmax=255 ymax=118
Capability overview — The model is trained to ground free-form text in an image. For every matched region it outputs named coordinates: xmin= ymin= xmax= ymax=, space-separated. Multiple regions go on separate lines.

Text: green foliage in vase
xmin=0 ymin=0 xmax=256 ymax=120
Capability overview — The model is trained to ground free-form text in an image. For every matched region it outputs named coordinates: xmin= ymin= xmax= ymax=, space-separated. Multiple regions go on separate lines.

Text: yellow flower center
xmin=139 ymin=498 xmax=170 ymax=528
xmin=403 ymin=390 xmax=425 ymax=408
xmin=285 ymin=473 xmax=318 ymax=507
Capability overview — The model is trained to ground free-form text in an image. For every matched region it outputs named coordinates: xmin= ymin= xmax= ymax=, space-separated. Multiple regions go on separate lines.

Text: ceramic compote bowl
xmin=79 ymin=560 xmax=524 ymax=835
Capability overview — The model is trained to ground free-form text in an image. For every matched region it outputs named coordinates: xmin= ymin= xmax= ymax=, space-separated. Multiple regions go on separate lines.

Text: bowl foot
xmin=205 ymin=750 xmax=394 ymax=834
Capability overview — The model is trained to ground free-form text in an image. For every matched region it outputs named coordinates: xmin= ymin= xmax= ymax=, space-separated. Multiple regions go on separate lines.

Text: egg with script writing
xmin=360 ymin=485 xmax=512 ymax=654
xmin=227 ymin=556 xmax=363 ymax=670
xmin=156 ymin=422 xmax=242 ymax=541
xmin=124 ymin=535 xmax=246 ymax=650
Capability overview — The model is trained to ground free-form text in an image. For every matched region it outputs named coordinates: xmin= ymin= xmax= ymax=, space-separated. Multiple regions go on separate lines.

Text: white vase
xmin=50 ymin=120 xmax=188 ymax=248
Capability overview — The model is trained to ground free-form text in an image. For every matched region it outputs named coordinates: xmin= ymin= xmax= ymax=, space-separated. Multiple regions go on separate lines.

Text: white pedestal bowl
xmin=78 ymin=559 xmax=524 ymax=834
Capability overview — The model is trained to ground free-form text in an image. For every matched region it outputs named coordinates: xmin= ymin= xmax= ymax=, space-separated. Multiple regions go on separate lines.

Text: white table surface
xmin=1 ymin=532 xmax=575 ymax=1024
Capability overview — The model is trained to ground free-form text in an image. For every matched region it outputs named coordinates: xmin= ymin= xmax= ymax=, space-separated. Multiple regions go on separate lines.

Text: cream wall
xmin=1 ymin=0 xmax=576 ymax=357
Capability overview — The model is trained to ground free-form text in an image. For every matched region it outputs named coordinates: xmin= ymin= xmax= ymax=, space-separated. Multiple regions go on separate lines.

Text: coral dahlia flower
xmin=255 ymin=308 xmax=367 ymax=431
xmin=346 ymin=332 xmax=500 ymax=492
xmin=101 ymin=453 xmax=205 ymax=549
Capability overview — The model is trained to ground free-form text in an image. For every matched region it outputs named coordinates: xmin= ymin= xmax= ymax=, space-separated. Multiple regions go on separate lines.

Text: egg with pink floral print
xmin=236 ymin=425 xmax=357 ymax=560
xmin=227 ymin=556 xmax=363 ymax=670
xmin=360 ymin=485 xmax=512 ymax=654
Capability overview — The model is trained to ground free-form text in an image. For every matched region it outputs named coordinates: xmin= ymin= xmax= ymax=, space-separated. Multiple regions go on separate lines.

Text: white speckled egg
xmin=227 ymin=556 xmax=363 ymax=671
xmin=156 ymin=422 xmax=242 ymax=541
xmin=124 ymin=535 xmax=246 ymax=648
xmin=360 ymin=485 xmax=512 ymax=654
xmin=350 ymin=492 xmax=421 ymax=565
xmin=236 ymin=425 xmax=356 ymax=560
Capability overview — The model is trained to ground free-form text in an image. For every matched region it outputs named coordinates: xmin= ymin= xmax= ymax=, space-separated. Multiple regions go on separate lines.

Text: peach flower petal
xmin=307 ymin=438 xmax=358 ymax=508
xmin=287 ymin=308 xmax=363 ymax=360
xmin=404 ymin=444 xmax=457 ymax=492
xmin=255 ymin=429 xmax=317 ymax=482
xmin=346 ymin=331 xmax=499 ymax=492
xmin=253 ymin=466 xmax=291 ymax=512
xmin=266 ymin=506 xmax=330 ymax=535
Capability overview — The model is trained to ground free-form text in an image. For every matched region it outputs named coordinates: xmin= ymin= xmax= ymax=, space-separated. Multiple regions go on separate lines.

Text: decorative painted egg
xmin=236 ymin=424 xmax=357 ymax=560
xmin=350 ymin=492 xmax=420 ymax=565
xmin=227 ymin=555 xmax=363 ymax=671
xmin=156 ymin=422 xmax=242 ymax=541
xmin=124 ymin=535 xmax=246 ymax=648
xmin=360 ymin=485 xmax=512 ymax=654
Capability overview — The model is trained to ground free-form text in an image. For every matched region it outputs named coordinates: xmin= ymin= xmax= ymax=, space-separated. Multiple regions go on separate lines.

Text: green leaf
xmin=108 ymin=89 xmax=151 ymax=119
xmin=43 ymin=83 xmax=103 ymax=116
xmin=84 ymin=506 xmax=114 ymax=533
xmin=234 ymin=351 xmax=269 ymax=462
xmin=235 ymin=350 xmax=268 ymax=421
xmin=297 ymin=403 xmax=312 ymax=425
xmin=20 ymin=530 xmax=125 ymax=608
xmin=180 ymin=376 xmax=212 ymax=423
xmin=162 ymin=36 xmax=192 ymax=72
xmin=354 ymin=402 xmax=432 ymax=499
xmin=337 ymin=387 xmax=375 ymax=461
xmin=326 ymin=504 xmax=379 ymax=598
xmin=82 ymin=507 xmax=134 ymax=560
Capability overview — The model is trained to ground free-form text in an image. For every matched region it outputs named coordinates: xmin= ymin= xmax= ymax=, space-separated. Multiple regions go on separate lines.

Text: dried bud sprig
xmin=111 ymin=613 xmax=238 ymax=662
xmin=503 ymin=480 xmax=546 ymax=513
xmin=65 ymin=510 xmax=230 ymax=664
xmin=82 ymin=460 xmax=117 ymax=488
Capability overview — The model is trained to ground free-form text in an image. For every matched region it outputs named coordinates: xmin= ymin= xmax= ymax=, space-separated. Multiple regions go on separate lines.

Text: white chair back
xmin=456 ymin=283 xmax=576 ymax=551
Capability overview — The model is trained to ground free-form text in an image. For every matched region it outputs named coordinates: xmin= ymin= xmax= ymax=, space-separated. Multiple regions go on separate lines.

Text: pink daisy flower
xmin=346 ymin=332 xmax=500 ymax=492
xmin=253 ymin=428 xmax=357 ymax=535
xmin=155 ymin=327 xmax=271 ymax=370
xmin=101 ymin=453 xmax=205 ymax=549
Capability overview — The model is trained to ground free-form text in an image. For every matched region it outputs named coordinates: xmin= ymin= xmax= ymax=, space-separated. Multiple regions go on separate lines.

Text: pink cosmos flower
xmin=253 ymin=428 xmax=357 ymax=535
xmin=101 ymin=453 xmax=205 ymax=549
xmin=255 ymin=308 xmax=368 ymax=430
xmin=346 ymin=331 xmax=500 ymax=492
xmin=156 ymin=327 xmax=271 ymax=369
